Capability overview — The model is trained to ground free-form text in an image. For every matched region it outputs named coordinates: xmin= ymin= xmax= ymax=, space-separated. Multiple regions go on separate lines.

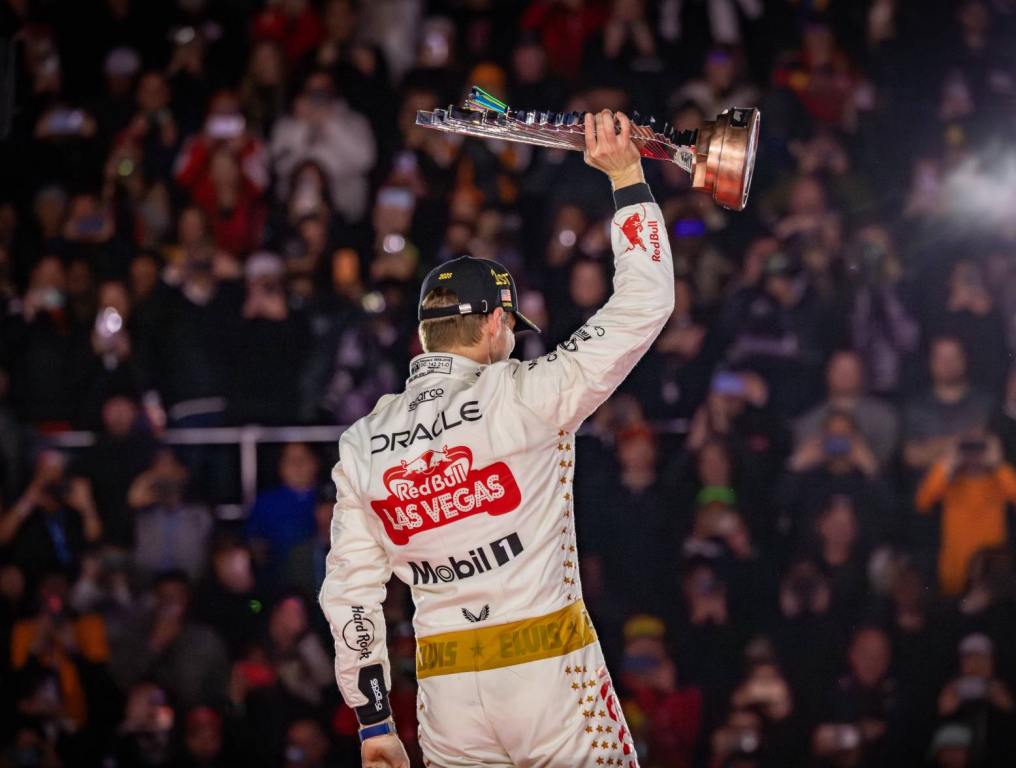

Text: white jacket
xmin=320 ymin=189 xmax=674 ymax=718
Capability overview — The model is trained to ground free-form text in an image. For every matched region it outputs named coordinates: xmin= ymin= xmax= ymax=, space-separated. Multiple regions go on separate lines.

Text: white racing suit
xmin=320 ymin=184 xmax=674 ymax=767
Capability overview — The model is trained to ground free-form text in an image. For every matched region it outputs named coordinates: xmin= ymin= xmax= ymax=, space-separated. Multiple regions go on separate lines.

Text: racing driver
xmin=320 ymin=110 xmax=675 ymax=767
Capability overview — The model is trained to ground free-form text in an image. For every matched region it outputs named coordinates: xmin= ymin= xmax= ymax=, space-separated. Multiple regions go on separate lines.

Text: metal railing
xmin=43 ymin=425 xmax=349 ymax=508
xmin=40 ymin=418 xmax=689 ymax=509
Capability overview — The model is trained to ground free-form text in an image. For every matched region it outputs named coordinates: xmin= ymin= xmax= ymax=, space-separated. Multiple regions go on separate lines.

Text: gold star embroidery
xmin=568 ymin=545 xmax=576 ymax=552
xmin=558 ymin=430 xmax=566 ymax=437
xmin=586 ymin=695 xmax=594 ymax=703
xmin=566 ymin=666 xmax=573 ymax=674
xmin=596 ymin=725 xmax=604 ymax=733
xmin=564 ymin=560 xmax=574 ymax=567
xmin=571 ymin=682 xmax=580 ymax=690
xmin=559 ymin=476 xmax=568 ymax=484
xmin=591 ymin=741 xmax=599 ymax=750
xmin=557 ymin=443 xmax=565 ymax=451
xmin=564 ymin=492 xmax=572 ymax=501
xmin=596 ymin=758 xmax=605 ymax=765
xmin=585 ymin=726 xmax=594 ymax=734
xmin=612 ymin=742 xmax=619 ymax=750
xmin=605 ymin=726 xmax=613 ymax=734
xmin=599 ymin=710 xmax=607 ymax=717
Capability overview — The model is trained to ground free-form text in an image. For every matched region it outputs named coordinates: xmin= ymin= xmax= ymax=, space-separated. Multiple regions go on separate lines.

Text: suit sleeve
xmin=511 ymin=184 xmax=675 ymax=433
xmin=319 ymin=436 xmax=394 ymax=725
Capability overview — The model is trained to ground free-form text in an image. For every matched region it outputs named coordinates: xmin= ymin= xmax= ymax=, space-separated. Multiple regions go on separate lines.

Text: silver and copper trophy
xmin=416 ymin=87 xmax=760 ymax=212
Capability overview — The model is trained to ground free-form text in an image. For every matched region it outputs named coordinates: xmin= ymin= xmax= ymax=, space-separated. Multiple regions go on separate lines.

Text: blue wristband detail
xmin=359 ymin=720 xmax=396 ymax=742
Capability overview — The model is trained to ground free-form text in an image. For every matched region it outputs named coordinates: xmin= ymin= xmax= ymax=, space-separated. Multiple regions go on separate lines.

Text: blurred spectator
xmin=928 ymin=722 xmax=974 ymax=768
xmin=994 ymin=366 xmax=1016 ymax=464
xmin=619 ymin=614 xmax=703 ymax=768
xmin=774 ymin=560 xmax=844 ymax=719
xmin=846 ymin=222 xmax=920 ymax=396
xmin=794 ymin=351 xmax=899 ymax=471
xmin=723 ymin=250 xmax=837 ymax=416
xmin=174 ymin=90 xmax=269 ymax=233
xmin=241 ymin=41 xmax=288 ymax=139
xmin=112 ymin=680 xmax=179 ymax=767
xmin=111 ymin=571 xmax=229 ymax=710
xmin=930 ymin=258 xmax=1010 ymax=395
xmin=127 ymin=449 xmax=213 ymax=583
xmin=813 ymin=626 xmax=897 ymax=766
xmin=810 ymin=495 xmax=869 ymax=623
xmin=284 ymin=487 xmax=333 ymax=598
xmin=583 ymin=422 xmax=670 ymax=611
xmin=283 ymin=718 xmax=335 ymax=768
xmin=6 ymin=257 xmax=89 ymax=427
xmin=915 ymin=433 xmax=1016 ymax=595
xmin=937 ymin=632 xmax=1016 ymax=766
xmin=228 ymin=252 xmax=309 ymax=425
xmin=270 ymin=70 xmax=375 ymax=224
xmin=194 ymin=536 xmax=264 ymax=658
xmin=73 ymin=394 xmax=156 ymax=548
xmin=672 ymin=558 xmax=747 ymax=720
xmin=904 ymin=336 xmax=994 ymax=471
xmin=9 ymin=572 xmax=112 ymax=738
xmin=252 ymin=0 xmax=323 ymax=67
xmin=781 ymin=410 xmax=892 ymax=548
xmin=673 ymin=45 xmax=761 ymax=118
xmin=0 ymin=451 xmax=101 ymax=584
xmin=180 ymin=705 xmax=232 ymax=768
xmin=245 ymin=443 xmax=320 ymax=575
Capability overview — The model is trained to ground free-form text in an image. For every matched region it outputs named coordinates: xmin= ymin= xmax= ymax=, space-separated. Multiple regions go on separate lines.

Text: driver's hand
xmin=583 ymin=109 xmax=644 ymax=190
xmin=362 ymin=733 xmax=410 ymax=768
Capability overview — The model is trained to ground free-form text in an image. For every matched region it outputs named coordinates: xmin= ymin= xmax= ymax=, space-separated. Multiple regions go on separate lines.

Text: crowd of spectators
xmin=2 ymin=0 xmax=1016 ymax=766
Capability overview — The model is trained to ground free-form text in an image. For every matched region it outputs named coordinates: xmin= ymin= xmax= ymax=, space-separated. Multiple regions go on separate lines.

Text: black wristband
xmin=354 ymin=664 xmax=392 ymax=725
xmin=613 ymin=182 xmax=655 ymax=209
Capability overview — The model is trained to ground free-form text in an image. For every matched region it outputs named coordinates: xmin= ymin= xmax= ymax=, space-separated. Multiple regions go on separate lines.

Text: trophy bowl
xmin=691 ymin=108 xmax=760 ymax=212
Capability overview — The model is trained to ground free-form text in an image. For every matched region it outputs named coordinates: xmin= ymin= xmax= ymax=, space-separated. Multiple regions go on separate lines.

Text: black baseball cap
xmin=418 ymin=256 xmax=541 ymax=333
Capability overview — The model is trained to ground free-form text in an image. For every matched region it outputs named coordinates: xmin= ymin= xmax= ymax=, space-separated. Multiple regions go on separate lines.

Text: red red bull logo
xmin=370 ymin=445 xmax=521 ymax=545
xmin=618 ymin=209 xmax=646 ymax=254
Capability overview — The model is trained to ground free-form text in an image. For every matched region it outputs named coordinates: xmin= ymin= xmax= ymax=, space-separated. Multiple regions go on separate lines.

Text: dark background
xmin=1 ymin=0 xmax=1016 ymax=766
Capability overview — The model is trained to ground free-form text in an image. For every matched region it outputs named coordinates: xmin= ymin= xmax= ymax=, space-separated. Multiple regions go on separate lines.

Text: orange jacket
xmin=916 ymin=462 xmax=1016 ymax=595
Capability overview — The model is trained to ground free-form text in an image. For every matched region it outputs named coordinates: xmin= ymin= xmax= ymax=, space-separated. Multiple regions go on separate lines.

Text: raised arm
xmin=510 ymin=110 xmax=675 ymax=433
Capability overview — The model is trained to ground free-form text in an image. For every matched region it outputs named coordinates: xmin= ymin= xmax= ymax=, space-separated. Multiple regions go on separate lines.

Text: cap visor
xmin=512 ymin=310 xmax=541 ymax=334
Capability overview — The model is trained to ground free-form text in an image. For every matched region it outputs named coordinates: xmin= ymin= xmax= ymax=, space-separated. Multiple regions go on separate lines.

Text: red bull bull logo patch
xmin=616 ymin=204 xmax=659 ymax=262
xmin=370 ymin=445 xmax=521 ymax=544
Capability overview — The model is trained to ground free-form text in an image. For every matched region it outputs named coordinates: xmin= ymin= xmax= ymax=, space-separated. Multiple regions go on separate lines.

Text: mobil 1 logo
xmin=409 ymin=532 xmax=524 ymax=585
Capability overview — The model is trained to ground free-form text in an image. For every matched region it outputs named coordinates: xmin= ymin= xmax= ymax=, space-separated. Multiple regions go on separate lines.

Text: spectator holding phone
xmin=0 ymin=450 xmax=101 ymax=584
xmin=915 ymin=432 xmax=1016 ymax=595
xmin=794 ymin=351 xmax=899 ymax=471
xmin=618 ymin=614 xmax=703 ymax=768
xmin=936 ymin=633 xmax=1016 ymax=765
xmin=175 ymin=90 xmax=269 ymax=214
xmin=813 ymin=626 xmax=897 ymax=767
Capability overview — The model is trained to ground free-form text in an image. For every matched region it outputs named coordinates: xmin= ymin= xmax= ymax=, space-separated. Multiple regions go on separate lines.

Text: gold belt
xmin=415 ymin=600 xmax=597 ymax=679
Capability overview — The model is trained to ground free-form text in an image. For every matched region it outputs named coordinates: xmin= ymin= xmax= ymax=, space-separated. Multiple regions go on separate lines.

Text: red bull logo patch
xmin=370 ymin=445 xmax=521 ymax=545
xmin=617 ymin=204 xmax=659 ymax=261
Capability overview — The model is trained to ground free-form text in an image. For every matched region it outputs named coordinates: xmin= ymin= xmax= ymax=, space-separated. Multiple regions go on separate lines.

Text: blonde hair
xmin=418 ymin=288 xmax=487 ymax=352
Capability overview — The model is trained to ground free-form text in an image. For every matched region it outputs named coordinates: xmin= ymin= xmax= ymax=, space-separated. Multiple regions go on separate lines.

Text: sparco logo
xmin=369 ymin=677 xmax=384 ymax=712
xmin=408 ymin=388 xmax=443 ymax=411
xmin=409 ymin=532 xmax=524 ymax=585
xmin=342 ymin=606 xmax=375 ymax=660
